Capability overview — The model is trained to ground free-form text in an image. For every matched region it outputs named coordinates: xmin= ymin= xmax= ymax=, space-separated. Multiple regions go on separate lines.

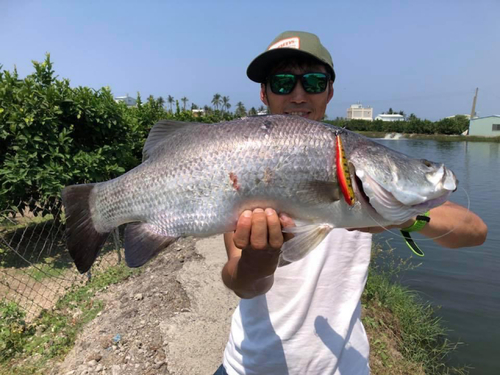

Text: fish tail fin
xmin=62 ymin=184 xmax=111 ymax=273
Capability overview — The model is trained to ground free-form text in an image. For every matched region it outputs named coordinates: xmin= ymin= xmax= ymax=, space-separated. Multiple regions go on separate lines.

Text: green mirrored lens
xmin=271 ymin=74 xmax=296 ymax=94
xmin=302 ymin=73 xmax=328 ymax=93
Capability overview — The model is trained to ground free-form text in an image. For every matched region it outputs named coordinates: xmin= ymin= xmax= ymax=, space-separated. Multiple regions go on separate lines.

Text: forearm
xmin=221 ymin=248 xmax=280 ymax=299
xmin=421 ymin=201 xmax=487 ymax=248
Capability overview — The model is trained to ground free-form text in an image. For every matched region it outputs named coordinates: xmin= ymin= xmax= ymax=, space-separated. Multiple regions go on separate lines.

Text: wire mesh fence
xmin=0 ymin=198 xmax=122 ymax=321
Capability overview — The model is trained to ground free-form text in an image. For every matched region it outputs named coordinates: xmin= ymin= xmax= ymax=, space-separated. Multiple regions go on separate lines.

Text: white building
xmin=347 ymin=104 xmax=373 ymax=121
xmin=375 ymin=114 xmax=405 ymax=122
xmin=191 ymin=109 xmax=205 ymax=117
xmin=114 ymin=95 xmax=137 ymax=106
xmin=468 ymin=115 xmax=500 ymax=137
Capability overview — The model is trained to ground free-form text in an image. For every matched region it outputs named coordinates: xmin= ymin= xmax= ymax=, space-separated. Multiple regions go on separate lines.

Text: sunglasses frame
xmin=267 ymin=72 xmax=331 ymax=95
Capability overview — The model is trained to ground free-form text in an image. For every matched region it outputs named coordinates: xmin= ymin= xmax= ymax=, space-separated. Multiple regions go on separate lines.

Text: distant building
xmin=114 ymin=95 xmax=136 ymax=107
xmin=446 ymin=114 xmax=471 ymax=119
xmin=468 ymin=115 xmax=500 ymax=137
xmin=347 ymin=104 xmax=373 ymax=121
xmin=375 ymin=114 xmax=405 ymax=122
xmin=192 ymin=109 xmax=205 ymax=117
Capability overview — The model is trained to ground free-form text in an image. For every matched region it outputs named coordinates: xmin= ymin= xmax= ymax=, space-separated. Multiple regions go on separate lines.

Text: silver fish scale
xmin=91 ymin=115 xmax=339 ymax=236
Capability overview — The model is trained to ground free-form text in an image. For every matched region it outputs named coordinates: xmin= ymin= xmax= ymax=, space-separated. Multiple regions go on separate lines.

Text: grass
xmin=362 ymin=245 xmax=470 ymax=374
xmin=0 ymin=263 xmax=141 ymax=375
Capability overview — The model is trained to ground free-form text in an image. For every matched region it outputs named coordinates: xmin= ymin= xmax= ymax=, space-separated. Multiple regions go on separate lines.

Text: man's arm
xmin=355 ymin=201 xmax=487 ymax=248
xmin=221 ymin=208 xmax=294 ymax=299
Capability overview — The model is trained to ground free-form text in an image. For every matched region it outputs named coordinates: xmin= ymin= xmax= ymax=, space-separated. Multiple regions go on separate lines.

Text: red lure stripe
xmin=335 ymin=135 xmax=355 ymax=206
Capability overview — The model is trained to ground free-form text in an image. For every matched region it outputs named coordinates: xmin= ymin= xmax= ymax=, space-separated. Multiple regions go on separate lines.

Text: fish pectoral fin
xmin=124 ymin=223 xmax=178 ymax=267
xmin=281 ymin=223 xmax=334 ymax=262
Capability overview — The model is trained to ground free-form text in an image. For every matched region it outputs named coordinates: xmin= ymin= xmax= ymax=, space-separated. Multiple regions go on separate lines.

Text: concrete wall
xmin=469 ymin=116 xmax=500 ymax=137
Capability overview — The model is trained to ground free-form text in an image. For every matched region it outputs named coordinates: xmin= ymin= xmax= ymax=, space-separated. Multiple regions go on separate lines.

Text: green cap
xmin=247 ymin=31 xmax=335 ymax=83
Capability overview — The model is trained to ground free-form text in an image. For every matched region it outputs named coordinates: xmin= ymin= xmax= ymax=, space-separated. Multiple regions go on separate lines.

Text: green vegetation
xmin=326 ymin=115 xmax=470 ymax=135
xmin=0 ymin=264 xmax=141 ymax=374
xmin=362 ymin=246 xmax=469 ymax=374
xmin=0 ymin=55 xmax=237 ymax=215
xmin=358 ymin=131 xmax=500 ymax=143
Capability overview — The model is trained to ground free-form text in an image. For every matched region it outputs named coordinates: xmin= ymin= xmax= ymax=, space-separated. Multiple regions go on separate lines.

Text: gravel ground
xmin=52 ymin=235 xmax=239 ymax=375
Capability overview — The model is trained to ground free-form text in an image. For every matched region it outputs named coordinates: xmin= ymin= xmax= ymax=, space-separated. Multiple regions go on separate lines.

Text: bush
xmin=0 ymin=55 xmax=140 ymax=215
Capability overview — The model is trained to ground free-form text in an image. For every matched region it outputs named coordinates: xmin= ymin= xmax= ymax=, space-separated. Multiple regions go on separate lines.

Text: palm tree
xmin=212 ymin=93 xmax=222 ymax=111
xmin=225 ymin=102 xmax=231 ymax=113
xmin=257 ymin=105 xmax=267 ymax=114
xmin=222 ymin=96 xmax=230 ymax=113
xmin=248 ymin=107 xmax=257 ymax=116
xmin=157 ymin=96 xmax=165 ymax=108
xmin=235 ymin=102 xmax=246 ymax=117
xmin=167 ymin=95 xmax=175 ymax=113
xmin=181 ymin=97 xmax=188 ymax=111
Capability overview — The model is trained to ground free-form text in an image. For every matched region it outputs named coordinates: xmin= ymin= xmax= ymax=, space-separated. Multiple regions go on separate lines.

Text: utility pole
xmin=470 ymin=88 xmax=478 ymax=119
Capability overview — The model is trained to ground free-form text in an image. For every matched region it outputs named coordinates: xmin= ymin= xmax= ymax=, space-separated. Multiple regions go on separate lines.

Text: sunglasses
xmin=268 ymin=72 xmax=330 ymax=95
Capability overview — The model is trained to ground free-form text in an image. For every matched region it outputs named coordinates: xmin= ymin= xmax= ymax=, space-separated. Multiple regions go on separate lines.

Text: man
xmin=215 ymin=31 xmax=487 ymax=375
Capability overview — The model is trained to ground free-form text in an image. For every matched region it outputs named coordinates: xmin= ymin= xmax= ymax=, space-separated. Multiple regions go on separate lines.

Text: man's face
xmin=260 ymin=63 xmax=334 ymax=121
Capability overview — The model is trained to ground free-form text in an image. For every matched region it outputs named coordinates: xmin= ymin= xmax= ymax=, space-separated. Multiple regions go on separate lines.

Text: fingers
xmin=233 ymin=208 xmax=289 ymax=251
xmin=279 ymin=213 xmax=296 ymax=242
xmin=233 ymin=210 xmax=252 ymax=249
xmin=266 ymin=209 xmax=284 ymax=250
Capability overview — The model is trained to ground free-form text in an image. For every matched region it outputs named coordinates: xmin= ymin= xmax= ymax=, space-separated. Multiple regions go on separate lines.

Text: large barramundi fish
xmin=62 ymin=115 xmax=457 ymax=273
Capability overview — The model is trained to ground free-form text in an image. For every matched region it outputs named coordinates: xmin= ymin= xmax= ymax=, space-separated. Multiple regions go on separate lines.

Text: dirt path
xmin=52 ymin=235 xmax=239 ymax=375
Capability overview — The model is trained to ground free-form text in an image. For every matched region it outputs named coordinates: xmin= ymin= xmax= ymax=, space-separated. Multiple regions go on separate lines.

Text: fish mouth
xmin=351 ymin=165 xmax=453 ymax=224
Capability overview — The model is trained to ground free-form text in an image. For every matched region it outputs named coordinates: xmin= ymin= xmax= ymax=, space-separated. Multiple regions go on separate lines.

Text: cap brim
xmin=247 ymin=48 xmax=334 ymax=83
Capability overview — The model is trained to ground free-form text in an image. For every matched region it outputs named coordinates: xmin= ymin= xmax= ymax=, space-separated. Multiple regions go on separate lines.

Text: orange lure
xmin=335 ymin=134 xmax=355 ymax=206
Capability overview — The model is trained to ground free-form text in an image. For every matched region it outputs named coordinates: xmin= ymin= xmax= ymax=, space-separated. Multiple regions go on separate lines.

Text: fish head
xmin=347 ymin=139 xmax=458 ymax=224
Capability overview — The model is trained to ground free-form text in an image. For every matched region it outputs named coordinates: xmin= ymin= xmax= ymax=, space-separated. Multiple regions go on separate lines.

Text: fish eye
xmin=421 ymin=159 xmax=433 ymax=167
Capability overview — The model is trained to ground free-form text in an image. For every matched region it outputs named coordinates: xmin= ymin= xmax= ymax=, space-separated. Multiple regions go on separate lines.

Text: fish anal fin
xmin=281 ymin=223 xmax=334 ymax=262
xmin=124 ymin=223 xmax=178 ymax=267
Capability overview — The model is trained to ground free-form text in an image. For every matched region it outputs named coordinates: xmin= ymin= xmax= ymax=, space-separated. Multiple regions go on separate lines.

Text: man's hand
xmin=222 ymin=208 xmax=295 ymax=299
xmin=233 ymin=208 xmax=295 ymax=253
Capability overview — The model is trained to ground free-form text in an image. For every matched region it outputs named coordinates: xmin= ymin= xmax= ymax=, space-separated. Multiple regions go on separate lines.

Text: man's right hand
xmin=222 ymin=208 xmax=295 ymax=298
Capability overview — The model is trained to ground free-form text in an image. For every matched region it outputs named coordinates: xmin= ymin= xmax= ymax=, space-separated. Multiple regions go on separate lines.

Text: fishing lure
xmin=335 ymin=134 xmax=355 ymax=206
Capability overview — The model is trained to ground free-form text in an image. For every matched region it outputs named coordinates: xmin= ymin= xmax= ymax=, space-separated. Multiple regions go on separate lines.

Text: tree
xmin=212 ymin=93 xmax=222 ymax=110
xmin=235 ymin=102 xmax=246 ymax=117
xmin=248 ymin=107 xmax=257 ymax=116
xmin=222 ymin=96 xmax=230 ymax=113
xmin=181 ymin=97 xmax=188 ymax=111
xmin=157 ymin=96 xmax=165 ymax=108
xmin=167 ymin=95 xmax=174 ymax=113
xmin=258 ymin=105 xmax=268 ymax=114
xmin=203 ymin=105 xmax=212 ymax=115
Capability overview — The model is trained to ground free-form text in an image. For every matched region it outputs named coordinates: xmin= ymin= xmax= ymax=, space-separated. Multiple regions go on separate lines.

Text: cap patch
xmin=268 ymin=37 xmax=300 ymax=51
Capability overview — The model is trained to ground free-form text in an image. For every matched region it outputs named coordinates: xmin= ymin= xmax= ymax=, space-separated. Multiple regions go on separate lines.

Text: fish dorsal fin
xmin=142 ymin=120 xmax=199 ymax=161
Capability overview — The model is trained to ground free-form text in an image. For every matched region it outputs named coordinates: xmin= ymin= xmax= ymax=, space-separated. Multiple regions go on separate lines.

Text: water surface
xmin=373 ymin=139 xmax=499 ymax=374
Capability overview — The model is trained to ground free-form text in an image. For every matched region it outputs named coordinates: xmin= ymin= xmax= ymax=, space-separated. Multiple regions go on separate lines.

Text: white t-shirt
xmin=223 ymin=229 xmax=372 ymax=375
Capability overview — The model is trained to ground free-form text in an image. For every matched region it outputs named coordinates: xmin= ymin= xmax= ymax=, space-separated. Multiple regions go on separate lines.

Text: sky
xmin=1 ymin=0 xmax=499 ymax=121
